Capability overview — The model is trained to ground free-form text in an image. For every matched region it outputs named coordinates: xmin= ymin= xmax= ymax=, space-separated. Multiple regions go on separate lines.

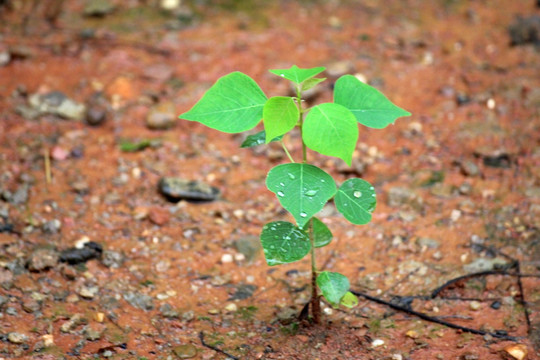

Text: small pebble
xmin=221 ymin=254 xmax=233 ymax=263
xmin=8 ymin=332 xmax=28 ymax=344
xmin=172 ymin=344 xmax=198 ymax=359
xmin=78 ymin=286 xmax=99 ymax=299
xmin=469 ymin=301 xmax=481 ymax=310
xmin=94 ymin=312 xmax=105 ymax=322
xmin=146 ymin=101 xmax=176 ymax=130
xmin=234 ymin=253 xmax=245 ymax=262
xmin=42 ymin=334 xmax=54 ymax=347
xmin=503 ymin=344 xmax=528 ymax=360
xmin=323 ymin=307 xmax=333 ymax=315
xmin=450 ymin=209 xmax=461 ymax=222
xmin=490 ymin=300 xmax=501 ymax=310
xmin=225 ymin=303 xmax=237 ymax=312
xmin=405 ymin=330 xmax=419 ymax=338
xmin=371 ymin=339 xmax=385 ymax=347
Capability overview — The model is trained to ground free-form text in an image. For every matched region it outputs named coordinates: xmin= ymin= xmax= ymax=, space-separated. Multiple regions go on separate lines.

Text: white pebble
xmin=75 ymin=236 xmax=91 ymax=249
xmin=371 ymin=339 xmax=385 ymax=347
xmin=221 ymin=254 xmax=233 ymax=263
xmin=234 ymin=253 xmax=245 ymax=262
xmin=450 ymin=209 xmax=461 ymax=222
xmin=225 ymin=303 xmax=237 ymax=312
xmin=323 ymin=307 xmax=333 ymax=315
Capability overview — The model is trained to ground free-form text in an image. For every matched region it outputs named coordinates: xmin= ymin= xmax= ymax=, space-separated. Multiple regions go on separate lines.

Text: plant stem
xmin=297 ymin=85 xmax=321 ymax=324
xmin=280 ymin=140 xmax=295 ymax=163
xmin=309 ymin=219 xmax=321 ymax=324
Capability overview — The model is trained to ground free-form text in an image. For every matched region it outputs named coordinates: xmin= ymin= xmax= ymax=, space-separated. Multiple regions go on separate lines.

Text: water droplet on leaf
xmin=277 ymin=191 xmax=284 ymax=197
xmin=305 ymin=190 xmax=317 ymax=196
xmin=288 ymin=173 xmax=295 ymax=180
xmin=353 ymin=191 xmax=362 ymax=198
xmin=300 ymin=212 xmax=307 ymax=218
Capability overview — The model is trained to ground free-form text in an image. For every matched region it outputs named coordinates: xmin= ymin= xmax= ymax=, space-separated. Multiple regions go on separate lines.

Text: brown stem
xmin=297 ymin=85 xmax=321 ymax=324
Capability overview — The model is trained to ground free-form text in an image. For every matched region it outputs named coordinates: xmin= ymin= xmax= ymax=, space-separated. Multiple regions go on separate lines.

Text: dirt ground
xmin=0 ymin=0 xmax=539 ymax=359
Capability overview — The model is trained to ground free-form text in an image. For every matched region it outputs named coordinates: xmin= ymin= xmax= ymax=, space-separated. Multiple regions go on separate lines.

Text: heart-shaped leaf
xmin=240 ymin=130 xmax=283 ymax=148
xmin=334 ymin=75 xmax=411 ymax=129
xmin=269 ymin=65 xmax=326 ymax=85
xmin=179 ymin=72 xmax=267 ymax=133
xmin=312 ymin=217 xmax=333 ymax=248
xmin=260 ymin=221 xmax=310 ymax=266
xmin=335 ymin=178 xmax=376 ymax=225
xmin=303 ymin=103 xmax=358 ymax=166
xmin=317 ymin=271 xmax=350 ymax=307
xmin=266 ymin=163 xmax=336 ymax=229
xmin=263 ymin=96 xmax=299 ymax=143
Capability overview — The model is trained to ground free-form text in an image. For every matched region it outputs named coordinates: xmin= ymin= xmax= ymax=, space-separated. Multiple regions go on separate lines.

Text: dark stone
xmin=474 ymin=147 xmax=512 ymax=168
xmin=490 ymin=300 xmax=501 ymax=310
xmin=86 ymin=106 xmax=107 ymax=126
xmin=85 ymin=92 xmax=108 ymax=126
xmin=60 ymin=241 xmax=102 ymax=264
xmin=70 ymin=146 xmax=85 ymax=158
xmin=0 ymin=295 xmax=8 ymax=308
xmin=285 ymin=269 xmax=299 ymax=277
xmin=228 ymin=284 xmax=257 ymax=300
xmin=159 ymin=303 xmax=180 ymax=318
xmin=0 ymin=216 xmax=16 ymax=234
xmin=456 ymin=92 xmax=471 ymax=106
xmin=123 ymin=292 xmax=154 ymax=311
xmin=158 ymin=177 xmax=220 ymax=202
xmin=508 ymin=15 xmax=540 ymax=46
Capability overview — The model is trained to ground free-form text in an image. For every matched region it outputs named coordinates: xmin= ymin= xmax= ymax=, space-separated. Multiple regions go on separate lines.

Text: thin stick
xmin=350 ymin=289 xmax=518 ymax=341
xmin=44 ymin=147 xmax=51 ymax=184
xmin=199 ymin=331 xmax=239 ymax=360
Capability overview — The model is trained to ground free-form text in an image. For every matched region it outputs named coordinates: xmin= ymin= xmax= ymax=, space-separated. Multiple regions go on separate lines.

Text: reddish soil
xmin=0 ymin=0 xmax=539 ymax=359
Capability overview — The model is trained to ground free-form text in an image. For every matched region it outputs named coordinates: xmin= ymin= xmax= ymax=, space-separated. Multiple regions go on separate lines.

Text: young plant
xmin=179 ymin=65 xmax=410 ymax=323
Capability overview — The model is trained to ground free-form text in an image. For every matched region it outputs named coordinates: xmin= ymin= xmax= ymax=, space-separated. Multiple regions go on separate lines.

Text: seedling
xmin=179 ymin=65 xmax=410 ymax=323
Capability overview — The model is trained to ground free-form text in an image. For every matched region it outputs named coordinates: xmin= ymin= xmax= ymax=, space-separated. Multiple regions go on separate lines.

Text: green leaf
xmin=120 ymin=139 xmax=160 ymax=152
xmin=334 ymin=75 xmax=411 ymax=129
xmin=303 ymin=103 xmax=358 ymax=166
xmin=266 ymin=163 xmax=336 ymax=229
xmin=335 ymin=178 xmax=376 ymax=225
xmin=340 ymin=291 xmax=359 ymax=308
xmin=316 ymin=271 xmax=350 ymax=307
xmin=263 ymin=96 xmax=299 ymax=143
xmin=269 ymin=65 xmax=326 ymax=85
xmin=240 ymin=130 xmax=283 ymax=148
xmin=312 ymin=217 xmax=332 ymax=248
xmin=302 ymin=77 xmax=326 ymax=91
xmin=179 ymin=72 xmax=267 ymax=133
xmin=260 ymin=221 xmax=310 ymax=266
